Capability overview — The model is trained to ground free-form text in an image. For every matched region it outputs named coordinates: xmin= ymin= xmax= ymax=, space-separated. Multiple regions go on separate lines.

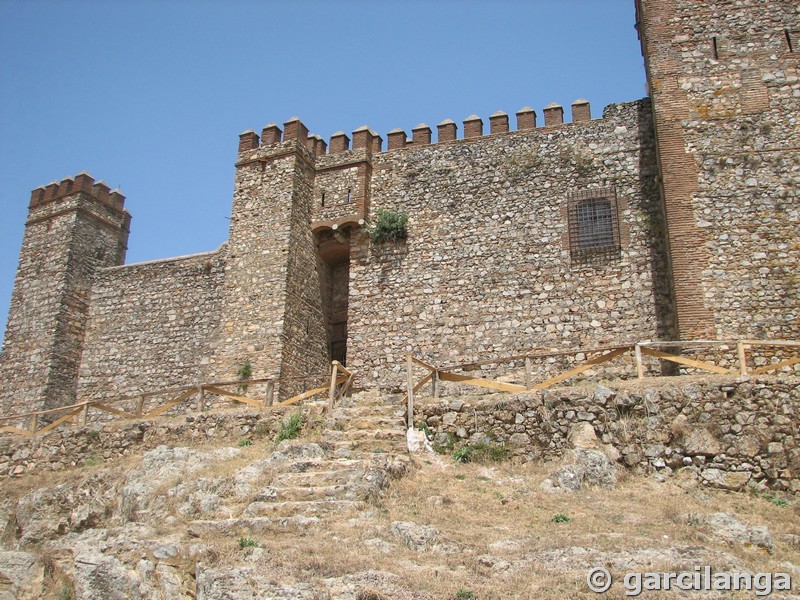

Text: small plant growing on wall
xmin=365 ymin=209 xmax=408 ymax=243
xmin=237 ymin=360 xmax=252 ymax=393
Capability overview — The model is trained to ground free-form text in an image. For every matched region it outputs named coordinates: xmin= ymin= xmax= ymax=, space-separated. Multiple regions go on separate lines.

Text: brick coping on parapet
xmin=100 ymin=242 xmax=227 ymax=271
xmin=237 ymin=98 xmax=607 ymax=157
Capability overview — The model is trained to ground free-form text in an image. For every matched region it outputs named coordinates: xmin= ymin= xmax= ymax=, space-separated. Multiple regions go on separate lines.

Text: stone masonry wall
xmin=637 ymin=0 xmax=800 ymax=340
xmin=0 ymin=407 xmax=296 ymax=478
xmin=418 ymin=375 xmax=800 ymax=492
xmin=76 ymin=250 xmax=225 ymax=401
xmin=347 ymin=100 xmax=674 ymax=386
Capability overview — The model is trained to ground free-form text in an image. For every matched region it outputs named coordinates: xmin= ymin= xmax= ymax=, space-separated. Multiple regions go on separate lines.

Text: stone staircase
xmin=187 ymin=390 xmax=409 ymax=537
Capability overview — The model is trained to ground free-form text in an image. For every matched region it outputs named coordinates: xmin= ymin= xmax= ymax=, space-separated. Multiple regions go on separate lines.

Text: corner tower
xmin=636 ymin=0 xmax=800 ymax=339
xmin=0 ymin=173 xmax=131 ymax=414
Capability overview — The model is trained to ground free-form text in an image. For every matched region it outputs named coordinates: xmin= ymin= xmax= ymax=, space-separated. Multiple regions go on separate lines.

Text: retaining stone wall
xmin=418 ymin=375 xmax=800 ymax=492
xmin=0 ymin=407 xmax=295 ymax=478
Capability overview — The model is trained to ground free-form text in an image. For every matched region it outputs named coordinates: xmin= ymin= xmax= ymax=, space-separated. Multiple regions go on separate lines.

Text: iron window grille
xmin=567 ymin=188 xmax=621 ymax=264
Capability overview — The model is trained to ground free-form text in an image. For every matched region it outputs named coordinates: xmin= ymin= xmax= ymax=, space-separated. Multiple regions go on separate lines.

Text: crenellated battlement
xmin=29 ymin=172 xmax=126 ymax=212
xmin=237 ymin=99 xmax=597 ymax=157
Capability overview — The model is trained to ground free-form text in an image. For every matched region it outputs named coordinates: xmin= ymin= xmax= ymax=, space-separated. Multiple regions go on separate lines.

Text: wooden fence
xmin=404 ymin=339 xmax=799 ymax=427
xmin=0 ymin=361 xmax=353 ymax=438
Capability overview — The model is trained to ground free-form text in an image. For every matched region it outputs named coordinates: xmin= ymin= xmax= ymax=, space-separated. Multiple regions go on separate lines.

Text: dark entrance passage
xmin=316 ymin=229 xmax=350 ymax=365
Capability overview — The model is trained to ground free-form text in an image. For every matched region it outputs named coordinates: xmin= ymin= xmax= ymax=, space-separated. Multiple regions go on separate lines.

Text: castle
xmin=1 ymin=0 xmax=798 ymax=414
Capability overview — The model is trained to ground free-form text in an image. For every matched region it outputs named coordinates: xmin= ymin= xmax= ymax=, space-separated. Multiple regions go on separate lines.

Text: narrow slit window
xmin=346 ymin=188 xmax=352 ymax=204
xmin=786 ymin=29 xmax=794 ymax=53
xmin=321 ymin=192 xmax=326 ymax=206
xmin=712 ymin=36 xmax=719 ymax=59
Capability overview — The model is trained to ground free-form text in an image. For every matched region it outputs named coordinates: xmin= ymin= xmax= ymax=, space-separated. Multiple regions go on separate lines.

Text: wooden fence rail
xmin=0 ymin=361 xmax=353 ymax=438
xmin=404 ymin=339 xmax=798 ymax=429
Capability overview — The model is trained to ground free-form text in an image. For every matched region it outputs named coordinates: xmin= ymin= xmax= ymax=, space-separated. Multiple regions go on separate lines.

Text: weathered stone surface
xmin=546 ymin=448 xmax=618 ymax=492
xmin=700 ymin=468 xmax=751 ymax=491
xmin=121 ymin=445 xmax=240 ymax=522
xmin=390 ymin=521 xmax=440 ymax=550
xmin=0 ymin=552 xmax=42 ymax=600
xmin=682 ymin=427 xmax=722 ymax=457
xmin=704 ymin=512 xmax=773 ymax=552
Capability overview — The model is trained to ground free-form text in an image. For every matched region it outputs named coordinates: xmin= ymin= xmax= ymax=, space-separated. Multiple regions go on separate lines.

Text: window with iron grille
xmin=567 ymin=188 xmax=621 ymax=264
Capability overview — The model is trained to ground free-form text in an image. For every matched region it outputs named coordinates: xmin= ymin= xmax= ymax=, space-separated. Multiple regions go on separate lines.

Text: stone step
xmin=346 ymin=415 xmax=406 ymax=430
xmin=331 ymin=439 xmax=406 ymax=454
xmin=187 ymin=515 xmax=320 ymax=537
xmin=243 ymin=499 xmax=365 ymax=517
xmin=330 ymin=404 xmax=405 ymax=419
xmin=323 ymin=428 xmax=406 ymax=443
xmin=275 ymin=457 xmax=378 ymax=474
xmin=256 ymin=484 xmax=357 ymax=502
xmin=273 ymin=467 xmax=363 ymax=487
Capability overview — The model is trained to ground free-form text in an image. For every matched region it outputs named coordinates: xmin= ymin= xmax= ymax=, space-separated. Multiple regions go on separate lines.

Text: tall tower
xmin=636 ymin=0 xmax=799 ymax=340
xmin=214 ymin=119 xmax=328 ymax=397
xmin=0 ymin=173 xmax=130 ymax=415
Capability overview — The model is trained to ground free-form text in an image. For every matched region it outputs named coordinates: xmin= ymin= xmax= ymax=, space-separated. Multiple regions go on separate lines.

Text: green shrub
xmin=238 ymin=438 xmax=252 ymax=447
xmin=84 ymin=456 xmax=102 ymax=467
xmin=275 ymin=411 xmax=303 ymax=443
xmin=366 ymin=209 xmax=408 ymax=244
xmin=454 ymin=590 xmax=475 ymax=600
xmin=552 ymin=513 xmax=572 ymax=523
xmin=238 ymin=536 xmax=259 ymax=549
xmin=451 ymin=441 xmax=509 ymax=464
xmin=453 ymin=446 xmax=472 ymax=463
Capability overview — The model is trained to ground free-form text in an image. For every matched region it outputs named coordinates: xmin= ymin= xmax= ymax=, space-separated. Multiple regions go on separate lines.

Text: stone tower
xmin=0 ymin=173 xmax=130 ymax=415
xmin=636 ymin=0 xmax=800 ymax=340
xmin=214 ymin=119 xmax=328 ymax=397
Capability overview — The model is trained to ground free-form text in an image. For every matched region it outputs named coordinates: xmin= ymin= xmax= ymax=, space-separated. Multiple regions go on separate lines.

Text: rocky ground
xmin=0 ymin=390 xmax=798 ymax=599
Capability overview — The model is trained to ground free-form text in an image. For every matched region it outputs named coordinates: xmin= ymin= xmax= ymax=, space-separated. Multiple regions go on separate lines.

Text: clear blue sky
xmin=0 ymin=0 xmax=646 ymax=341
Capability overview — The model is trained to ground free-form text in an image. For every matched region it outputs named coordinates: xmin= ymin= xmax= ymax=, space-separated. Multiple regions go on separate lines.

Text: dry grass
xmin=218 ymin=455 xmax=799 ymax=599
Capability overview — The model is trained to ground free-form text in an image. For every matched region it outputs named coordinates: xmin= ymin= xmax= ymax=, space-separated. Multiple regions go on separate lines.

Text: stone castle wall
xmin=637 ymin=0 xmax=800 ymax=340
xmin=1 ymin=0 xmax=798 ymax=416
xmin=345 ymin=100 xmax=674 ymax=386
xmin=76 ymin=250 xmax=226 ymax=401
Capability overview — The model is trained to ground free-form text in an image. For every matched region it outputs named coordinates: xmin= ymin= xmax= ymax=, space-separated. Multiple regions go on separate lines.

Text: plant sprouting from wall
xmin=365 ymin=209 xmax=408 ymax=244
xmin=237 ymin=360 xmax=252 ymax=394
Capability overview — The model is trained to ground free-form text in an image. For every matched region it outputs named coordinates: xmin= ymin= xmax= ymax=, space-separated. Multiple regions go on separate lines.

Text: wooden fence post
xmin=737 ymin=341 xmax=748 ymax=376
xmin=30 ymin=414 xmax=38 ymax=435
xmin=135 ymin=395 xmax=145 ymax=417
xmin=196 ymin=387 xmax=205 ymax=412
xmin=634 ymin=344 xmax=645 ymax=379
xmin=406 ymin=354 xmax=415 ymax=429
xmin=524 ymin=357 xmax=532 ymax=390
xmin=265 ymin=381 xmax=274 ymax=407
xmin=328 ymin=362 xmax=339 ymax=411
xmin=82 ymin=404 xmax=89 ymax=426
xmin=432 ymin=370 xmax=440 ymax=398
